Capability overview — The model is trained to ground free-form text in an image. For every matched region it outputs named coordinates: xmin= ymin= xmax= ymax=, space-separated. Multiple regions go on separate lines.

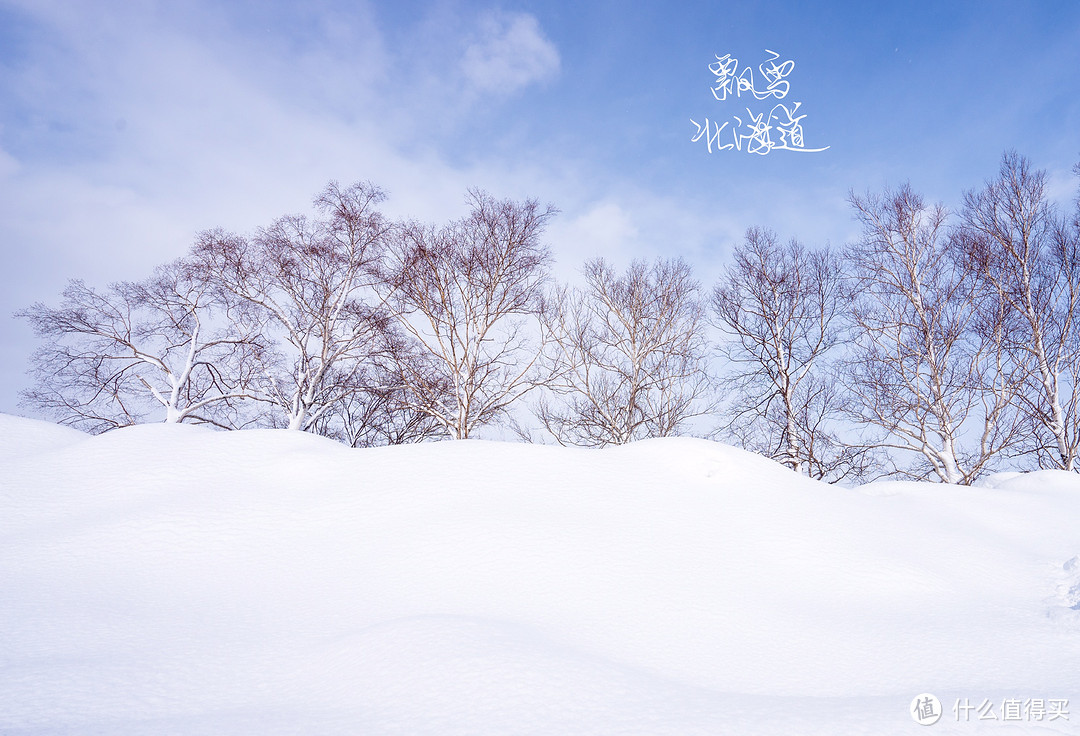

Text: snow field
xmin=1 ymin=414 xmax=1078 ymax=734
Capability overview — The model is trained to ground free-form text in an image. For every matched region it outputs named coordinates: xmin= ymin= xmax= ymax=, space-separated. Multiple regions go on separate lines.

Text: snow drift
xmin=1 ymin=413 xmax=1078 ymax=734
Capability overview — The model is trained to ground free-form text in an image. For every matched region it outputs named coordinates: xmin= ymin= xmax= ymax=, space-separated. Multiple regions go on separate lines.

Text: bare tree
xmin=536 ymin=257 xmax=712 ymax=447
xmin=309 ymin=333 xmax=448 ymax=447
xmin=845 ymin=184 xmax=1020 ymax=484
xmin=190 ymin=180 xmax=394 ymax=432
xmin=380 ymin=189 xmax=556 ymax=439
xmin=957 ymin=151 xmax=1080 ymax=470
xmin=712 ymin=228 xmax=867 ymax=482
xmin=17 ymin=261 xmax=257 ymax=433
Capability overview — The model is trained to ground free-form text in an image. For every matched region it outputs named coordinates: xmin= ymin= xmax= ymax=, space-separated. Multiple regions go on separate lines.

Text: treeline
xmin=17 ymin=151 xmax=1080 ymax=484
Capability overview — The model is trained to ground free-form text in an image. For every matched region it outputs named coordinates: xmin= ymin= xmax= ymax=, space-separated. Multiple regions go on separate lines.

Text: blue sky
xmin=1 ymin=0 xmax=1079 ymax=415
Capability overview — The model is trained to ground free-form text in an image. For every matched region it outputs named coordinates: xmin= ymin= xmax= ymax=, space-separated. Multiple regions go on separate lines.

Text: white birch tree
xmin=845 ymin=184 xmax=1020 ymax=483
xmin=308 ymin=332 xmax=448 ymax=447
xmin=536 ymin=257 xmax=712 ymax=447
xmin=381 ymin=190 xmax=556 ymax=439
xmin=18 ymin=261 xmax=257 ymax=432
xmin=190 ymin=180 xmax=394 ymax=432
xmin=712 ymin=228 xmax=867 ymax=482
xmin=957 ymin=151 xmax=1080 ymax=470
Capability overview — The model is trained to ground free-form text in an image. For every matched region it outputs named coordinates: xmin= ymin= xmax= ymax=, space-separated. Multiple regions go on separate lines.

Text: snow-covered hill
xmin=1 ymin=414 xmax=1078 ymax=734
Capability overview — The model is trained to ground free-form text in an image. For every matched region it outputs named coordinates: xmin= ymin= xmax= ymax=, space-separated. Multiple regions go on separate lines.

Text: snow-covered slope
xmin=0 ymin=413 xmax=88 ymax=462
xmin=1 ymin=417 xmax=1078 ymax=734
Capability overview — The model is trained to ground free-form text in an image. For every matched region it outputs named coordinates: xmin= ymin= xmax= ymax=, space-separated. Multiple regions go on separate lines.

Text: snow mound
xmin=2 ymin=415 xmax=1079 ymax=734
xmin=0 ymin=413 xmax=87 ymax=461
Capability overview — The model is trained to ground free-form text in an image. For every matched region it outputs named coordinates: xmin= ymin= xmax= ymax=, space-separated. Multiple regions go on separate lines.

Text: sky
xmin=1 ymin=0 xmax=1079 ymax=416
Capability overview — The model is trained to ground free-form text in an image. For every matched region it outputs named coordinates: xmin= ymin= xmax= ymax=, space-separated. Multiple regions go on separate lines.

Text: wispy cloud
xmin=460 ymin=12 xmax=560 ymax=95
xmin=11 ymin=0 xmax=1070 ymax=417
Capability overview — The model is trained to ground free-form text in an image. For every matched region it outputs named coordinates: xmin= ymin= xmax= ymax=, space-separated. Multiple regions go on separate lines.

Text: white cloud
xmin=548 ymin=202 xmax=640 ymax=276
xmin=1046 ymin=166 xmax=1079 ymax=210
xmin=460 ymin=12 xmax=560 ymax=95
xmin=0 ymin=1 xmax=726 ymax=414
xmin=0 ymin=145 xmax=19 ymax=178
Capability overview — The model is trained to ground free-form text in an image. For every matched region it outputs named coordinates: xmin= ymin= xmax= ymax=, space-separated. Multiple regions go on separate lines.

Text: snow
xmin=1 ymin=416 xmax=1078 ymax=734
xmin=0 ymin=413 xmax=88 ymax=462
